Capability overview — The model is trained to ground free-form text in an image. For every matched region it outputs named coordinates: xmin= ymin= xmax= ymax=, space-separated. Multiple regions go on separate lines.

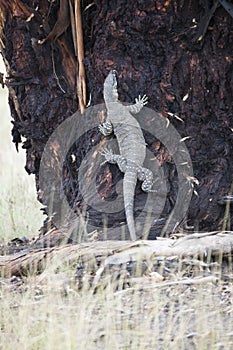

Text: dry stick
xmin=74 ymin=0 xmax=86 ymax=113
xmin=193 ymin=0 xmax=219 ymax=42
xmin=51 ymin=48 xmax=66 ymax=93
xmin=222 ymin=180 xmax=233 ymax=232
xmin=114 ymin=275 xmax=218 ymax=296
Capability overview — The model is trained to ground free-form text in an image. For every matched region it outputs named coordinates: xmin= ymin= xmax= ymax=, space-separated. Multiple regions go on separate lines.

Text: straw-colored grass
xmin=0 ymin=266 xmax=233 ymax=349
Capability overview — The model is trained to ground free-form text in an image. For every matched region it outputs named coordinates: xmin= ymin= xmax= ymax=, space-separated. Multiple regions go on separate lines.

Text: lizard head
xmin=103 ymin=70 xmax=119 ymax=103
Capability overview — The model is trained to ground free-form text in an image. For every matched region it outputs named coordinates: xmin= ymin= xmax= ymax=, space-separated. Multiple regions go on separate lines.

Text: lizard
xmin=98 ymin=70 xmax=154 ymax=240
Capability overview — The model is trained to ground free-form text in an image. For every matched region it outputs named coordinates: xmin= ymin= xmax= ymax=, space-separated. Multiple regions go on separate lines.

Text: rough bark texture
xmin=0 ymin=0 xmax=233 ymax=241
xmin=1 ymin=232 xmax=233 ymax=277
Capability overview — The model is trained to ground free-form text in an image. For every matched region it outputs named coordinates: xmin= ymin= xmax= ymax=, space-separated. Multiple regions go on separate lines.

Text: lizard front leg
xmin=127 ymin=94 xmax=148 ymax=114
xmin=98 ymin=121 xmax=113 ymax=136
xmin=137 ymin=166 xmax=154 ymax=192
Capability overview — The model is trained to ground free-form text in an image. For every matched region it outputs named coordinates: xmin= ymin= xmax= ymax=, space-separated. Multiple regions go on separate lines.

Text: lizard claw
xmin=100 ymin=159 xmax=108 ymax=166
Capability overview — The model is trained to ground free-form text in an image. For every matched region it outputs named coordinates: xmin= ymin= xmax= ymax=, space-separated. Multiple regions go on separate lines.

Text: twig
xmin=114 ymin=275 xmax=218 ymax=295
xmin=193 ymin=0 xmax=219 ymax=42
xmin=74 ymin=0 xmax=86 ymax=113
xmin=222 ymin=180 xmax=233 ymax=231
xmin=51 ymin=47 xmax=66 ymax=93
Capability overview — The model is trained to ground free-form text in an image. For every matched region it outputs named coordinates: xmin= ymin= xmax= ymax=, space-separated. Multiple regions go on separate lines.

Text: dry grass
xmin=0 ymin=58 xmax=233 ymax=350
xmin=0 ymin=265 xmax=233 ymax=349
xmin=0 ymin=60 xmax=44 ymax=243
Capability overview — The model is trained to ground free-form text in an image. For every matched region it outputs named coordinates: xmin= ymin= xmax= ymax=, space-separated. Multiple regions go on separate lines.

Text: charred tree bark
xmin=0 ymin=0 xmax=233 ymax=243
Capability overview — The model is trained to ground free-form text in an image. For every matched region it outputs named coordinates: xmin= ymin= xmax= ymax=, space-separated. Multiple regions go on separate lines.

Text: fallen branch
xmin=114 ymin=275 xmax=219 ymax=296
xmin=0 ymin=231 xmax=233 ymax=277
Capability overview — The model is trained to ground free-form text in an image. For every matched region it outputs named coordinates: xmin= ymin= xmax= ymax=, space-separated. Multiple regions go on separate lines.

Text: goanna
xmin=99 ymin=70 xmax=154 ymax=240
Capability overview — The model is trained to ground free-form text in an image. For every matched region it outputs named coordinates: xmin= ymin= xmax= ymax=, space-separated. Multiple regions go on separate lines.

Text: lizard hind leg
xmin=137 ymin=166 xmax=154 ymax=192
xmin=101 ymin=148 xmax=127 ymax=172
xmin=101 ymin=148 xmax=116 ymax=165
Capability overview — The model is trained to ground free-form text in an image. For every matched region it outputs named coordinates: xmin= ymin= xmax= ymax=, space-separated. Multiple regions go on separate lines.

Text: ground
xmin=0 ymin=256 xmax=233 ymax=349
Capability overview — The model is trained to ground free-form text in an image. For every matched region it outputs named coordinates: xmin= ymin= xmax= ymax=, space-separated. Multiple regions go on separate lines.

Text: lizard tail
xmin=123 ymin=170 xmax=137 ymax=240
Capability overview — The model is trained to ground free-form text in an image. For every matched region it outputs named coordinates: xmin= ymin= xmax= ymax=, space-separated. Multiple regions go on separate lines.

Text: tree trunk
xmin=0 ymin=0 xmax=233 ymax=243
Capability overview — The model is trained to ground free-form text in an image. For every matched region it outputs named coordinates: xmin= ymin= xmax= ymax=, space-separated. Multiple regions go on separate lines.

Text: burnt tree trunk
xmin=0 ymin=0 xmax=233 ymax=243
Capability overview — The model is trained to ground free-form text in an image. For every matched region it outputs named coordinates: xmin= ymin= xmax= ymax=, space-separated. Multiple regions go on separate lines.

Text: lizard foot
xmin=142 ymin=181 xmax=157 ymax=193
xmin=135 ymin=94 xmax=148 ymax=107
xmin=127 ymin=94 xmax=148 ymax=114
xmin=98 ymin=121 xmax=113 ymax=136
xmin=137 ymin=167 xmax=155 ymax=192
xmin=101 ymin=148 xmax=127 ymax=171
xmin=100 ymin=148 xmax=114 ymax=165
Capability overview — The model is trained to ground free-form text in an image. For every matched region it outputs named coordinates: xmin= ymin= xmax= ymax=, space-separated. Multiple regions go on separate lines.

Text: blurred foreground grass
xmin=0 ymin=261 xmax=233 ymax=350
xmin=0 ymin=59 xmax=43 ymax=243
